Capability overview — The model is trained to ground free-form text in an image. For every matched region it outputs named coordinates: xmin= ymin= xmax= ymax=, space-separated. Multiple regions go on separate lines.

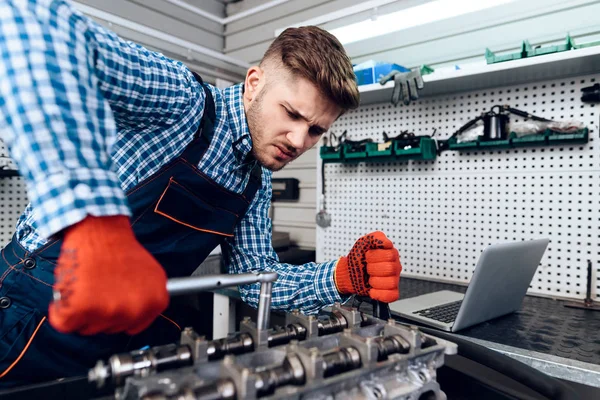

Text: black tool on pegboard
xmin=581 ymin=83 xmax=600 ymax=103
xmin=446 ymin=104 xmax=552 ymax=143
xmin=564 ymin=260 xmax=600 ymax=311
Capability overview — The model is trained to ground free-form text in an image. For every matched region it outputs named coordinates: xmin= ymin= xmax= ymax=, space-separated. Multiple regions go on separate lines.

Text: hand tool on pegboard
xmin=581 ymin=83 xmax=600 ymax=103
xmin=317 ymin=131 xmax=345 ymax=228
xmin=438 ymin=104 xmax=554 ymax=152
xmin=564 ymin=261 xmax=600 ymax=311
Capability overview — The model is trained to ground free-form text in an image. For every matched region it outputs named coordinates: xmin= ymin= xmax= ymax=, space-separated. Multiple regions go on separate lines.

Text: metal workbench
xmin=389 ymin=277 xmax=600 ymax=388
xmin=213 ymin=275 xmax=600 ymax=388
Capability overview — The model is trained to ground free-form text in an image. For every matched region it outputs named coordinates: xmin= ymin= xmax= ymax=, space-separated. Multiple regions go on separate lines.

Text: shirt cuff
xmin=314 ymin=259 xmax=352 ymax=306
xmin=28 ymin=168 xmax=131 ymax=238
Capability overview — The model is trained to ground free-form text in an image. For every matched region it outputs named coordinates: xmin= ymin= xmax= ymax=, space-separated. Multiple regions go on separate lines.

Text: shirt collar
xmin=223 ymin=83 xmax=253 ymax=164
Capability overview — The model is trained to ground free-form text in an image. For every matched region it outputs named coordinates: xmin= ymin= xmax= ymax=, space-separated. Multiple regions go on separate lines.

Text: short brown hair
xmin=261 ymin=26 xmax=359 ymax=112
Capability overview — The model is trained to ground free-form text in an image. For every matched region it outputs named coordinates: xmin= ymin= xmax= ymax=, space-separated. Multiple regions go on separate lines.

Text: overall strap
xmin=243 ymin=160 xmax=263 ymax=200
xmin=182 ymin=72 xmax=217 ymax=165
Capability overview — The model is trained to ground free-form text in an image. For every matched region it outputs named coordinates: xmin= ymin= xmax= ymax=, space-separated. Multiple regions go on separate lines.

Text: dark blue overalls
xmin=0 ymin=76 xmax=262 ymax=387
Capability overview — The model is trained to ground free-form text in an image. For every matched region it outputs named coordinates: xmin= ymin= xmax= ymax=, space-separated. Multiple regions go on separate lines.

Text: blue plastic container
xmin=353 ymin=61 xmax=409 ymax=86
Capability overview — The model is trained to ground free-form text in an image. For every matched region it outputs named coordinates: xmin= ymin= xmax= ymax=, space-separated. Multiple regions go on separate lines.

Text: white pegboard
xmin=0 ymin=141 xmax=28 ymax=247
xmin=317 ymin=73 xmax=600 ymax=301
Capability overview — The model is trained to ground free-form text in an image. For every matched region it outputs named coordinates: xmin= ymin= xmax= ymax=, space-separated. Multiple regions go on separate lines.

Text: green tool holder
xmin=577 ymin=39 xmax=600 ymax=49
xmin=510 ymin=132 xmax=545 ymax=147
xmin=447 ymin=128 xmax=588 ymax=150
xmin=320 ymin=146 xmax=343 ymax=162
xmin=485 ymin=40 xmax=531 ymax=64
xmin=529 ymin=35 xmax=576 ymax=57
xmin=485 ymin=35 xmax=600 ymax=65
xmin=342 ymin=142 xmax=369 ymax=162
xmin=394 ymin=137 xmax=437 ymax=160
xmin=366 ymin=142 xmax=394 ymax=161
xmin=546 ymin=129 xmax=589 ymax=145
xmin=320 ymin=137 xmax=438 ymax=163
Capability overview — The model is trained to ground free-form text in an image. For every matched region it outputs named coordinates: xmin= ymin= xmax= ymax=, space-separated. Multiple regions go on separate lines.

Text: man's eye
xmin=286 ymin=110 xmax=299 ymax=120
xmin=309 ymin=127 xmax=324 ymax=136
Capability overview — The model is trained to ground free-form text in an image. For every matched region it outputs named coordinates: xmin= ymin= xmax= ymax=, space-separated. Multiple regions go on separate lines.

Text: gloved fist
xmin=49 ymin=215 xmax=169 ymax=336
xmin=334 ymin=231 xmax=402 ymax=303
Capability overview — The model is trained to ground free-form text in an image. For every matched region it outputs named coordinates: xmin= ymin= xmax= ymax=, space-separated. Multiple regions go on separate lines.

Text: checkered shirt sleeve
xmin=0 ymin=0 xmax=203 ymax=239
xmin=223 ymin=169 xmax=348 ymax=314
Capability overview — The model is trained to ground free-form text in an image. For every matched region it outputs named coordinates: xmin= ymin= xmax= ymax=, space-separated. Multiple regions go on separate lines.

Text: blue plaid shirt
xmin=0 ymin=0 xmax=343 ymax=314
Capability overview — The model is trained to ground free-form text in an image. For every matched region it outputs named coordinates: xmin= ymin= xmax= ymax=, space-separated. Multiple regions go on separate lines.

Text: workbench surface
xmin=394 ymin=277 xmax=600 ymax=366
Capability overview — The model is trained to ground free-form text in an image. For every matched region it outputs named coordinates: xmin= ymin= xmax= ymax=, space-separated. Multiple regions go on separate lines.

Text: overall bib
xmin=0 ymin=76 xmax=262 ymax=387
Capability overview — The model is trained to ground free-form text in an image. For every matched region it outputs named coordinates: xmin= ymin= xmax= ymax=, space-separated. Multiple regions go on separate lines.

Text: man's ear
xmin=244 ymin=66 xmax=263 ymax=103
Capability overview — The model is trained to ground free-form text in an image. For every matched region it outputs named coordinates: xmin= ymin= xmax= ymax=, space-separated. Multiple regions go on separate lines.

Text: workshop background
xmin=0 ymin=0 xmax=599 ymax=397
xmin=1 ymin=0 xmax=599 ymax=299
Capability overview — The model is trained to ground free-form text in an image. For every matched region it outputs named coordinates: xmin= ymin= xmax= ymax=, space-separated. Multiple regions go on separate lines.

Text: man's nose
xmin=286 ymin=129 xmax=306 ymax=151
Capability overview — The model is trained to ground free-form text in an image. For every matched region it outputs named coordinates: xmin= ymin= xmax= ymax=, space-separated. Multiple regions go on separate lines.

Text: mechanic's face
xmin=244 ymin=66 xmax=342 ymax=171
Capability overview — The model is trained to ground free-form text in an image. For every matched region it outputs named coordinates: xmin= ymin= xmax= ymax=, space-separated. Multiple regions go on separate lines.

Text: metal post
xmin=257 ymin=281 xmax=273 ymax=331
xmin=166 ymin=271 xmax=278 ymax=347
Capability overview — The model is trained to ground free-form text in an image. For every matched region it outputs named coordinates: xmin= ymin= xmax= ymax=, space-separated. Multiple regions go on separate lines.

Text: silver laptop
xmin=389 ymin=239 xmax=549 ymax=332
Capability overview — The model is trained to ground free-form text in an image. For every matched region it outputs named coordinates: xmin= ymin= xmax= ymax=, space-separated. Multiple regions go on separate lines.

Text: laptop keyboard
xmin=413 ymin=300 xmax=462 ymax=324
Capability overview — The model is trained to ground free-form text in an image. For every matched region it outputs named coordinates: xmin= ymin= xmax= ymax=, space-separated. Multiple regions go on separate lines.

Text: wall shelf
xmin=358 ymin=46 xmax=600 ymax=105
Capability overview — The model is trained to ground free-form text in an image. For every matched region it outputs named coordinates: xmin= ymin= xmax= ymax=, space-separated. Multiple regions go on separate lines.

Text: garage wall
xmin=73 ymin=0 xmax=248 ymax=84
xmin=271 ymin=148 xmax=319 ymax=249
xmin=225 ymin=0 xmax=600 ymax=68
xmin=223 ymin=0 xmax=600 ymax=251
xmin=224 ymin=0 xmax=365 ymax=63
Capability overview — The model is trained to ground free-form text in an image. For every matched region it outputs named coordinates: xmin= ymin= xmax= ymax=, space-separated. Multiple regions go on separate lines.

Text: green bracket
xmin=420 ymin=64 xmax=435 ymax=76
xmin=448 ymin=128 xmax=589 ymax=150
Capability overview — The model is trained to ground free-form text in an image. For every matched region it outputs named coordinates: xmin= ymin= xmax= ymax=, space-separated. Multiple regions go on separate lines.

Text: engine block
xmin=88 ymin=303 xmax=456 ymax=400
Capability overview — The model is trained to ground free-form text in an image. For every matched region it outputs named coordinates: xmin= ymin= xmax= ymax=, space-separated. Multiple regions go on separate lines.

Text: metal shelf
xmin=359 ymin=46 xmax=600 ymax=105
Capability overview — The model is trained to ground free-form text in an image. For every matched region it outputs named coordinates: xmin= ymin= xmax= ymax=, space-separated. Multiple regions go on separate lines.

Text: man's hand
xmin=334 ymin=231 xmax=402 ymax=303
xmin=49 ymin=216 xmax=169 ymax=335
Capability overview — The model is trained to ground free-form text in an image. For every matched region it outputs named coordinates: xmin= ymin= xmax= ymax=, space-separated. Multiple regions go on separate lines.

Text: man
xmin=0 ymin=0 xmax=402 ymax=387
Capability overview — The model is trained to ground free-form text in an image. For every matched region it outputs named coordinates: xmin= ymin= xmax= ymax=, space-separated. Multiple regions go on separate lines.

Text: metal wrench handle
xmin=167 ymin=271 xmax=278 ymax=331
xmin=167 ymin=272 xmax=278 ymax=296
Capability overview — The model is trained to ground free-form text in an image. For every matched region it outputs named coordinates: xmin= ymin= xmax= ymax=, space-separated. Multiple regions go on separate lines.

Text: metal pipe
xmin=167 ymin=272 xmax=278 ymax=296
xmin=257 ymin=281 xmax=273 ymax=331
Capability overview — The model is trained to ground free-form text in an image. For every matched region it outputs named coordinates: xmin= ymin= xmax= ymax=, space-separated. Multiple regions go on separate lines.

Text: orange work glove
xmin=49 ymin=215 xmax=169 ymax=336
xmin=334 ymin=231 xmax=402 ymax=303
